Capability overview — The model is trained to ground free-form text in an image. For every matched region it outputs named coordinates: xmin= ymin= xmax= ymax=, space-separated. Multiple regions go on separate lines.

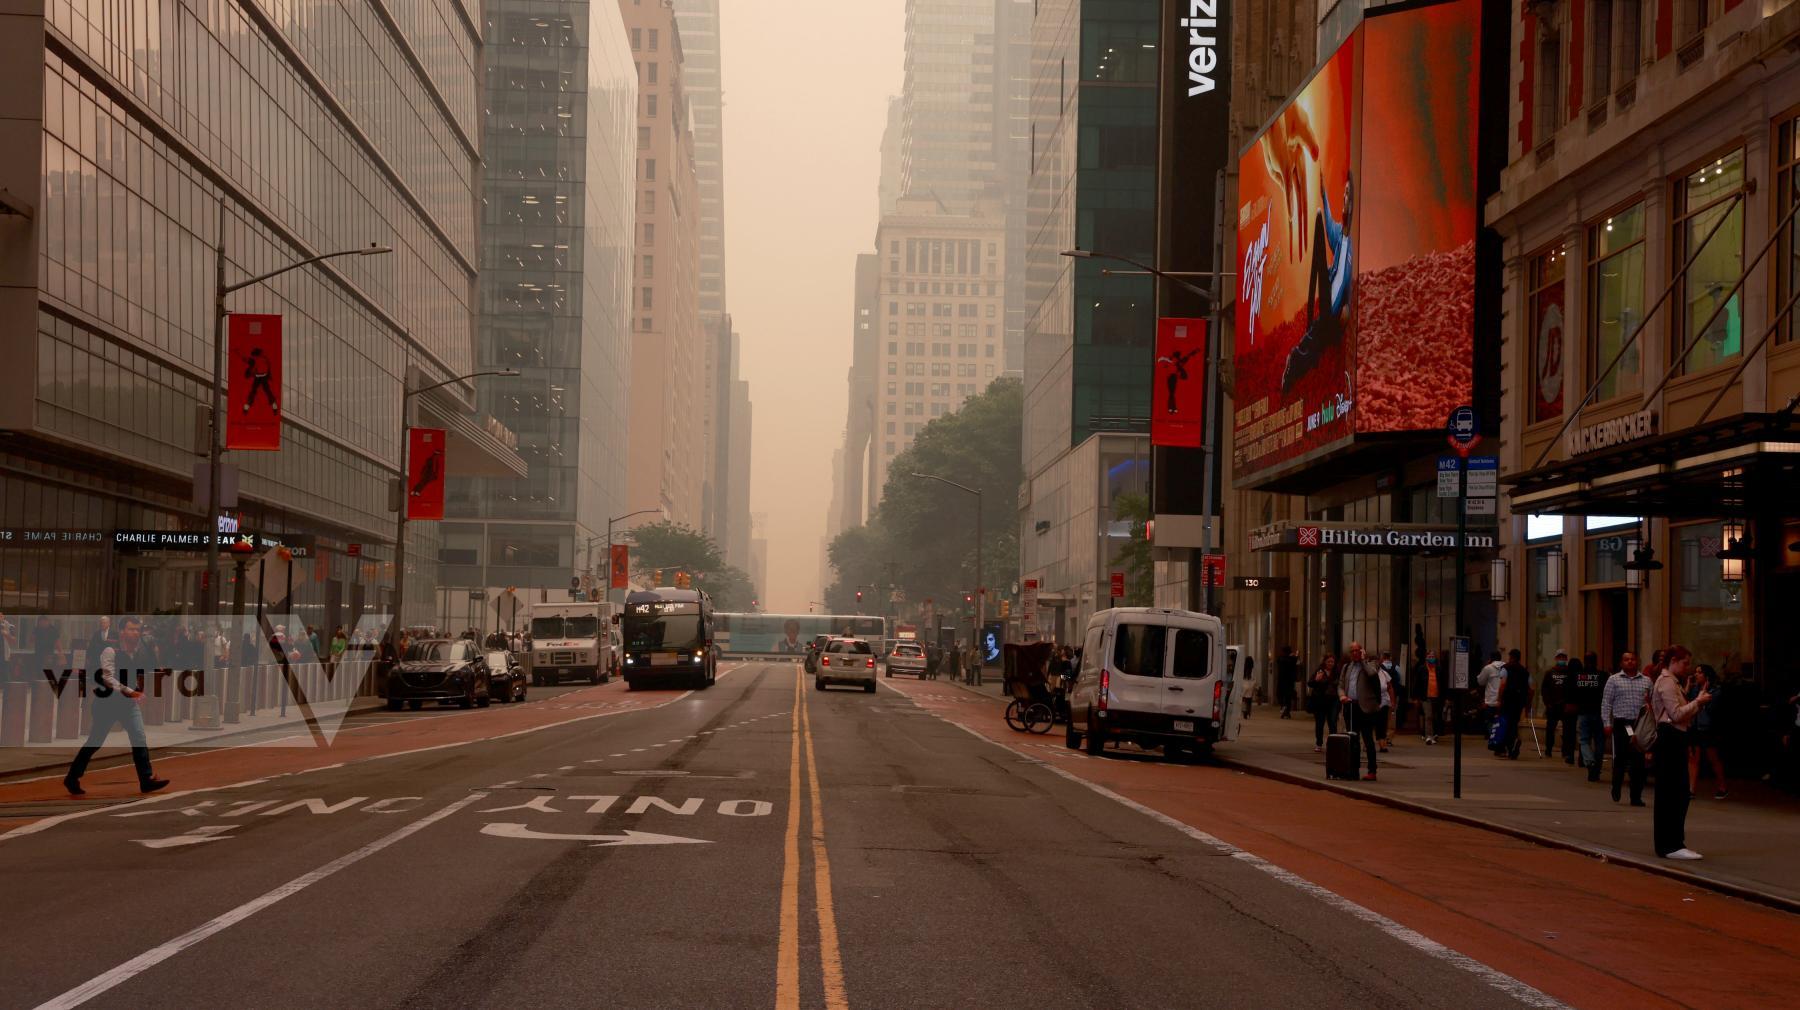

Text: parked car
xmin=1064 ymin=608 xmax=1244 ymax=760
xmin=885 ymin=640 xmax=927 ymax=678
xmin=817 ymin=637 xmax=877 ymax=693
xmin=485 ymin=649 xmax=527 ymax=704
xmin=385 ymin=638 xmax=493 ymax=710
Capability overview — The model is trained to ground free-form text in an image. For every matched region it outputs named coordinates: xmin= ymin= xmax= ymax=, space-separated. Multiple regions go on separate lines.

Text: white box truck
xmin=527 ymin=600 xmax=619 ymax=686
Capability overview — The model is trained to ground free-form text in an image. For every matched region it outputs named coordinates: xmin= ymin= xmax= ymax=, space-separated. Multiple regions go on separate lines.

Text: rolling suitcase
xmin=1325 ymin=732 xmax=1360 ymax=780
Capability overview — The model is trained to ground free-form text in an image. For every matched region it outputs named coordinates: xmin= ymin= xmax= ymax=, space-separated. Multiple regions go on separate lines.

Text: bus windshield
xmin=625 ymin=615 xmax=702 ymax=651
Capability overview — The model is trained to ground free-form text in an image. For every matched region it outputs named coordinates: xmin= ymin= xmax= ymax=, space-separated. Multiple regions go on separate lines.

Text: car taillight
xmin=1212 ymin=680 xmax=1223 ymax=721
xmin=866 ymin=657 xmax=874 ymax=668
xmin=821 ymin=657 xmax=830 ymax=667
xmin=1097 ymin=666 xmax=1109 ymax=711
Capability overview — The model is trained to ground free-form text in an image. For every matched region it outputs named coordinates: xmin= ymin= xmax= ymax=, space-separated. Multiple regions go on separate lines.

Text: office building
xmin=901 ymin=0 xmax=999 ymax=213
xmin=620 ymin=0 xmax=706 ymax=529
xmin=439 ymin=0 xmax=638 ymax=619
xmin=0 ymin=0 xmax=521 ymax=626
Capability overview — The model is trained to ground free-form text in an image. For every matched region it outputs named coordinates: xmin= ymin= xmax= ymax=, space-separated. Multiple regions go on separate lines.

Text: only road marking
xmin=479 ymin=823 xmax=711 ymax=847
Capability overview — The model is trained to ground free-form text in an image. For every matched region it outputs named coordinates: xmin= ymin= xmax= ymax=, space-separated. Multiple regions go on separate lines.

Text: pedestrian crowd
xmin=1269 ymin=637 xmax=1800 ymax=861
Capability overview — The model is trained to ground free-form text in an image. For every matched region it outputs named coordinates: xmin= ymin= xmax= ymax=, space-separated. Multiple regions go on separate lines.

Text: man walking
xmin=1477 ymin=650 xmax=1506 ymax=748
xmin=1601 ymin=652 xmax=1651 ymax=805
xmin=1570 ymin=652 xmax=1608 ymax=780
xmin=1338 ymin=642 xmax=1386 ymax=781
xmin=1276 ymin=645 xmax=1299 ymax=719
xmin=64 ymin=617 xmax=170 ymax=796
xmin=1499 ymin=649 xmax=1533 ymax=759
xmin=1541 ymin=650 xmax=1573 ymax=762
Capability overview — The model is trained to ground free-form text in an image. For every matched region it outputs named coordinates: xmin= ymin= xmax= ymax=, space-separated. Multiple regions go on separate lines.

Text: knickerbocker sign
xmin=1249 ymin=521 xmax=1497 ymax=555
xmin=1565 ymin=408 xmax=1658 ymax=456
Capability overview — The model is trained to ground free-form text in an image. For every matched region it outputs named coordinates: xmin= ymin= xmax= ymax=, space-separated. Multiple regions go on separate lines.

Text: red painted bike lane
xmin=883 ymin=676 xmax=1799 ymax=1010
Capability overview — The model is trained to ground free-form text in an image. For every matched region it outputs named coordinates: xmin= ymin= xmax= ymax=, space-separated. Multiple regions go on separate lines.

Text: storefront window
xmin=1528 ymin=244 xmax=1567 ymax=422
xmin=1527 ymin=546 xmax=1564 ymax=676
xmin=1670 ymin=521 xmax=1745 ymax=668
xmin=1673 ymin=149 xmax=1745 ymax=374
xmin=1586 ymin=203 xmax=1644 ymax=401
xmin=1778 ymin=114 xmax=1799 ymax=346
xmin=1585 ymin=531 xmax=1632 ymax=584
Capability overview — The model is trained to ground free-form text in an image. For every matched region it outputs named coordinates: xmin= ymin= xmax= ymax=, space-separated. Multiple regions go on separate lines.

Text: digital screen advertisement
xmin=1232 ymin=0 xmax=1480 ymax=483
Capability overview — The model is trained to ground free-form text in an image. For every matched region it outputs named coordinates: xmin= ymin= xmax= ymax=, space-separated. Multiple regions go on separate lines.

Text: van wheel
xmin=1084 ymin=724 xmax=1106 ymax=756
xmin=1065 ymin=722 xmax=1082 ymax=750
xmin=815 ymin=678 xmax=825 ymax=691
xmin=385 ymin=698 xmax=402 ymax=712
xmin=864 ymin=682 xmax=876 ymax=694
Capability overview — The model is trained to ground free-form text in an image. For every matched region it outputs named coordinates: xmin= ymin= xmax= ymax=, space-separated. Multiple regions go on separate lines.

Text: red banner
xmin=226 ymin=314 xmax=282 ymax=450
xmin=1109 ymin=572 xmax=1126 ymax=599
xmin=609 ymin=544 xmax=630 ymax=589
xmin=1152 ymin=318 xmax=1207 ymax=448
xmin=1202 ymin=553 xmax=1227 ymax=588
xmin=405 ymin=428 xmax=447 ymax=520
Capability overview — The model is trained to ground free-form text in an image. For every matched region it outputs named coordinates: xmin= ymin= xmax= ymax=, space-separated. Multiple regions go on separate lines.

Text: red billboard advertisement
xmin=1354 ymin=0 xmax=1480 ymax=434
xmin=1152 ymin=317 xmax=1206 ymax=448
xmin=609 ymin=544 xmax=630 ymax=589
xmin=225 ymin=314 xmax=282 ymax=450
xmin=1233 ymin=36 xmax=1359 ymax=477
xmin=1232 ymin=0 xmax=1481 ymax=482
xmin=405 ymin=428 xmax=446 ymax=521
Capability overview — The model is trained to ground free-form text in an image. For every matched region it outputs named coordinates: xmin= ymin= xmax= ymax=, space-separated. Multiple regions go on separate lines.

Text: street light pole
xmin=911 ymin=472 xmax=982 ymax=654
xmin=389 ymin=368 xmax=519 ymax=635
xmin=202 ymin=199 xmax=391 ymax=619
xmin=1061 ymin=245 xmax=1232 ymax=615
xmin=601 ymin=508 xmax=663 ymax=602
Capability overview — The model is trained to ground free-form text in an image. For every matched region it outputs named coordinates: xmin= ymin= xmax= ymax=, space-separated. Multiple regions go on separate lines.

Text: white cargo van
xmin=1065 ymin=608 xmax=1245 ymax=759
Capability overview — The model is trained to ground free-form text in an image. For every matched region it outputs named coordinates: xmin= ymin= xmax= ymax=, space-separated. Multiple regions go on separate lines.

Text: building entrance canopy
xmin=1249 ymin=520 xmax=1498 ymax=554
xmin=1506 ymin=411 xmax=1799 ymax=518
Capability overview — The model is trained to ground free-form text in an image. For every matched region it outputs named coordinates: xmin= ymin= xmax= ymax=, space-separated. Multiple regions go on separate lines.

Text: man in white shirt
xmin=64 ymin=616 xmax=170 ymax=796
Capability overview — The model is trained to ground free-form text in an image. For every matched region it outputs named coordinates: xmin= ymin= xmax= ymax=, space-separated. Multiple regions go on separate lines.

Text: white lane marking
xmin=480 ymin=822 xmax=711 ymax=847
xmin=132 ymin=825 xmax=238 ymax=849
xmin=609 ymin=753 xmax=627 ymax=757
xmin=935 ymin=718 xmax=1571 ymax=1010
xmin=630 ymin=748 xmax=647 ymax=753
xmin=0 ymin=676 xmax=725 ymax=844
xmin=557 ymin=765 xmax=575 ymax=771
xmin=36 ymin=792 xmax=488 ymax=1009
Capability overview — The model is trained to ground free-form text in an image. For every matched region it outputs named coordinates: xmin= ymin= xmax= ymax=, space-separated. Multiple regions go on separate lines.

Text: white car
xmin=885 ymin=640 xmax=927 ymax=678
xmin=1064 ymin=608 xmax=1244 ymax=760
xmin=816 ymin=638 xmax=877 ymax=693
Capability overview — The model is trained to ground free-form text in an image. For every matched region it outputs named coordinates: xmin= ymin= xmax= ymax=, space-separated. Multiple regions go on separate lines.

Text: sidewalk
xmin=934 ymin=671 xmax=1800 ymax=912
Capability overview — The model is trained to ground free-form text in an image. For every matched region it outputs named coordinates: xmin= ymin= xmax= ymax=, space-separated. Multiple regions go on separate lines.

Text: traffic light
xmin=999 ymin=600 xmax=1011 ymax=618
xmin=963 ymin=593 xmax=973 ymax=605
xmin=855 ymin=590 xmax=863 ymax=603
xmin=654 ymin=568 xmax=663 ymax=585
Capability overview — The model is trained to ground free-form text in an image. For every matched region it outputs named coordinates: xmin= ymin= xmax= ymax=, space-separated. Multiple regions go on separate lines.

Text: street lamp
xmin=389 ymin=368 xmax=520 ymax=633
xmin=1060 ymin=247 xmax=1232 ymax=615
xmin=911 ymin=472 xmax=983 ymax=649
xmin=202 ymin=205 xmax=392 ymax=619
xmin=590 ymin=508 xmax=664 ymax=599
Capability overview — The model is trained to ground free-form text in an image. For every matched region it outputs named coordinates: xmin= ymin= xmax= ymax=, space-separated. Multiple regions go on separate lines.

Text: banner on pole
xmin=405 ymin=428 xmax=446 ymax=520
xmin=1152 ymin=318 xmax=1207 ymax=448
xmin=226 ymin=314 xmax=282 ymax=450
xmin=609 ymin=544 xmax=630 ymax=589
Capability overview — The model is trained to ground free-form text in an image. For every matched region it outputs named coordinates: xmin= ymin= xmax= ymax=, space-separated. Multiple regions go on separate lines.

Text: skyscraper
xmin=441 ymin=0 xmax=639 ymax=604
xmin=901 ymin=0 xmax=999 ymax=213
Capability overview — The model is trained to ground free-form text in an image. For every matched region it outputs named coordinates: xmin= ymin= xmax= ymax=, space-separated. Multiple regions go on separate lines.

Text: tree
xmin=825 ymin=378 xmax=1023 ymax=622
xmin=1110 ymin=492 xmax=1154 ymax=607
xmin=626 ymin=522 xmax=754 ymax=610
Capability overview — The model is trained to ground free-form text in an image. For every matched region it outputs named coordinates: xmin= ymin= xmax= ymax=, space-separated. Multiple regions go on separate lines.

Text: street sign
xmin=1466 ymin=455 xmax=1499 ymax=497
xmin=1450 ymin=636 xmax=1471 ymax=690
xmin=347 ymin=543 xmax=362 ymax=557
xmin=1464 ymin=497 xmax=1496 ymax=516
xmin=1436 ymin=457 xmax=1460 ymax=498
xmin=1109 ymin=572 xmax=1125 ymax=598
xmin=1201 ymin=553 xmax=1227 ymax=588
xmin=1230 ymin=576 xmax=1291 ymax=591
xmin=1445 ymin=406 xmax=1481 ymax=457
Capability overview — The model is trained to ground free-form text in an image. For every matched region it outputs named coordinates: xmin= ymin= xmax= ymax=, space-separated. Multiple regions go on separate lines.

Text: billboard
xmin=225 ymin=314 xmax=282 ymax=450
xmin=1152 ymin=318 xmax=1207 ymax=448
xmin=1232 ymin=0 xmax=1480 ymax=482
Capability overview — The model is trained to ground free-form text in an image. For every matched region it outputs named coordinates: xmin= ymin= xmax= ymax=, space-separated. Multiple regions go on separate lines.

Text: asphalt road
xmin=0 ymin=662 xmax=1669 ymax=1008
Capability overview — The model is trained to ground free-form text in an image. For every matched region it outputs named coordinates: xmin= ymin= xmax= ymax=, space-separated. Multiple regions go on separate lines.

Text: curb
xmin=0 ymin=697 xmax=390 ymax=781
xmin=1215 ymin=752 xmax=1800 ymax=918
xmin=924 ymin=673 xmax=1800 ymax=917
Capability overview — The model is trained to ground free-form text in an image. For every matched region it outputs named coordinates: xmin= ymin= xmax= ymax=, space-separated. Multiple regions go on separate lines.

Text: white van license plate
xmin=1172 ymin=719 xmax=1195 ymax=733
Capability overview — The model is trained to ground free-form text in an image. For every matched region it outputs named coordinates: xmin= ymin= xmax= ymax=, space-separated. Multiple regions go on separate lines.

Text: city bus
xmin=620 ymin=588 xmax=717 ymax=690
xmin=716 ymin=613 xmax=890 ymax=657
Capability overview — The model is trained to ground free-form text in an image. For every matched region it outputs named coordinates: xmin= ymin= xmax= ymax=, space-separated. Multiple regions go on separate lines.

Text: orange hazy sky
xmin=720 ymin=1 xmax=904 ymax=611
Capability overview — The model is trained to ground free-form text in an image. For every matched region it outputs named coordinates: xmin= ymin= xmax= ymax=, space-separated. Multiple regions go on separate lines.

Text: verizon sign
xmin=1182 ymin=1 xmax=1223 ymax=95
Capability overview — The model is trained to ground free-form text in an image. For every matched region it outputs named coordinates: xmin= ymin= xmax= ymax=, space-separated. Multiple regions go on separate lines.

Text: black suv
xmin=386 ymin=638 xmax=493 ymax=710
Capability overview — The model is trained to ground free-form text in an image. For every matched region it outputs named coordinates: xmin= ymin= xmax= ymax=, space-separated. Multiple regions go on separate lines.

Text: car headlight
xmin=625 ymin=655 xmax=635 ymax=665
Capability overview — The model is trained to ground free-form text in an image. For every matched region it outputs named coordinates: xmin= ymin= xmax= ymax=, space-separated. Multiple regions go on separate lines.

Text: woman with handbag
xmin=1650 ymin=644 xmax=1710 ymax=860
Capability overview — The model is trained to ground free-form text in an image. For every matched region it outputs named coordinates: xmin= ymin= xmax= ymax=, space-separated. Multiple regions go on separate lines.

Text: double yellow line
xmin=776 ymin=668 xmax=848 ymax=1009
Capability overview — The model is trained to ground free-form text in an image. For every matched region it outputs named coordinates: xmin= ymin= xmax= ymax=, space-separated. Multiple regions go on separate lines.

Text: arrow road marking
xmin=480 ymin=822 xmax=712 ymax=847
xmin=132 ymin=824 xmax=239 ymax=849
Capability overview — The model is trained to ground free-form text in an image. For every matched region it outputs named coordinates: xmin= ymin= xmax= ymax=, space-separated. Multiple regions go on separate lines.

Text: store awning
xmin=1506 ymin=411 xmax=1800 ymax=518
xmin=1249 ymin=520 xmax=1498 ymax=554
xmin=418 ymin=397 xmax=528 ymax=480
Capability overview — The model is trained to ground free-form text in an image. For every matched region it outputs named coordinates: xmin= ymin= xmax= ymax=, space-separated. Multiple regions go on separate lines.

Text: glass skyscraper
xmin=440 ymin=1 xmax=638 ymax=605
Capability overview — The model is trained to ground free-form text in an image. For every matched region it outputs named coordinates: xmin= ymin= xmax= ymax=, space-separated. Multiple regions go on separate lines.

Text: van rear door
xmin=1106 ymin=620 xmax=1166 ymax=716
xmin=1164 ymin=623 xmax=1211 ymax=732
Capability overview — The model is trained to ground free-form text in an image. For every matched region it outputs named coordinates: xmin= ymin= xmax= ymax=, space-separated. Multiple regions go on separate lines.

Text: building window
xmin=886 ymin=382 xmax=897 ymax=395
xmin=648 ymin=62 xmax=658 ymax=84
xmin=1527 ymin=545 xmax=1566 ymax=675
xmin=1528 ymin=244 xmax=1567 ymax=423
xmin=643 ymin=190 xmax=655 ymax=212
xmin=1776 ymin=114 xmax=1799 ymax=346
xmin=886 ymin=422 xmax=896 ymax=434
xmin=885 ymin=402 xmax=896 ymax=415
xmin=630 ymin=28 xmax=641 ymax=49
xmin=1672 ymin=149 xmax=1745 ymax=375
xmin=642 ymin=316 xmax=653 ymax=331
xmin=886 ymin=362 xmax=896 ymax=375
xmin=1586 ymin=203 xmax=1644 ymax=401
xmin=645 ymin=158 xmax=656 ymax=180
xmin=1671 ymin=520 xmax=1744 ymax=667
xmin=1678 ymin=0 xmax=1711 ymax=40
xmin=641 ymin=254 xmax=653 ymax=279
xmin=641 ymin=287 xmax=653 ymax=310
xmin=1588 ymin=0 xmax=1612 ymax=107
xmin=887 ymin=341 xmax=898 ymax=355
xmin=887 ymin=322 xmax=898 ymax=335
xmin=648 ymin=28 xmax=659 ymax=50
xmin=647 ymin=94 xmax=658 ymax=117
xmin=637 ymin=126 xmax=650 ymax=149
xmin=1536 ymin=17 xmax=1562 ymax=137
xmin=1614 ymin=0 xmax=1642 ymax=91
xmin=886 ymin=442 xmax=895 ymax=455
xmin=642 ymin=223 xmax=655 ymax=245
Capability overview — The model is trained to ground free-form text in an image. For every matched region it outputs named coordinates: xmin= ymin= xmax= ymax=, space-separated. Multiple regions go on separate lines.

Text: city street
xmin=4 ymin=661 xmax=1795 ymax=1009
